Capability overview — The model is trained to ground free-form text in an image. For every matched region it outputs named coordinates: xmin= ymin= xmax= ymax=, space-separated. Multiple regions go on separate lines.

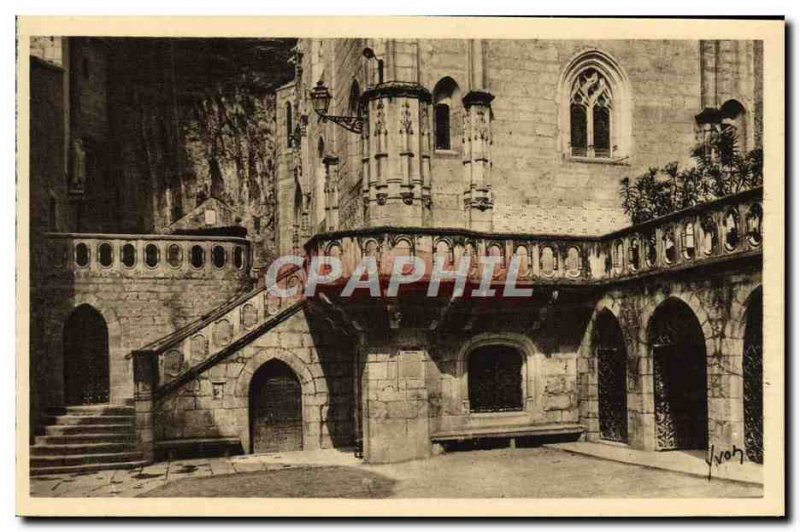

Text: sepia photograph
xmin=15 ymin=16 xmax=785 ymax=517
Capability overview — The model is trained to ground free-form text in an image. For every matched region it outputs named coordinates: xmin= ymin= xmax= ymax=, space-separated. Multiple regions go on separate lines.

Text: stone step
xmin=30 ymin=451 xmax=144 ymax=469
xmin=45 ymin=414 xmax=134 ymax=426
xmin=44 ymin=423 xmax=134 ymax=436
xmin=35 ymin=432 xmax=135 ymax=446
xmin=30 ymin=459 xmax=149 ymax=477
xmin=47 ymin=405 xmax=135 ymax=416
xmin=30 ymin=441 xmax=137 ymax=456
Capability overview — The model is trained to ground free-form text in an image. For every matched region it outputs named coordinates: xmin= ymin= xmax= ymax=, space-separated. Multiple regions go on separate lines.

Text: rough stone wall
xmin=105 ymin=39 xmax=292 ymax=268
xmin=577 ymin=263 xmax=762 ymax=452
xmin=153 ymin=311 xmax=356 ymax=452
xmin=34 ymin=271 xmax=249 ymax=413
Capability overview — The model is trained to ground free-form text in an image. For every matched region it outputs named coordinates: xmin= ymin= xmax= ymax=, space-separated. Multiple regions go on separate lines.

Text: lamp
xmin=309 ymin=80 xmax=365 ymax=135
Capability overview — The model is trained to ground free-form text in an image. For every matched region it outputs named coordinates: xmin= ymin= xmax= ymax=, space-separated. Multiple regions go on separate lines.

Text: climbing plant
xmin=620 ymin=127 xmax=763 ymax=225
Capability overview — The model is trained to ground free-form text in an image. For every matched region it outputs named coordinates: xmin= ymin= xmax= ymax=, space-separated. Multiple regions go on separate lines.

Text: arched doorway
xmin=249 ymin=359 xmax=303 ymax=453
xmin=743 ymin=288 xmax=763 ymax=463
xmin=648 ymin=299 xmax=708 ymax=451
xmin=63 ymin=305 xmax=110 ymax=405
xmin=595 ymin=310 xmax=628 ymax=443
xmin=467 ymin=345 xmax=523 ymax=413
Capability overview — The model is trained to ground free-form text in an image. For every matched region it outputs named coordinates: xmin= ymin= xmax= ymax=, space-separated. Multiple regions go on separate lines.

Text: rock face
xmin=104 ymin=38 xmax=296 ymax=269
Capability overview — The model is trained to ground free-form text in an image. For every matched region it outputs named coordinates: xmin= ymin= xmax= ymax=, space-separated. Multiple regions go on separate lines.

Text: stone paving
xmin=29 ymin=446 xmax=763 ymax=499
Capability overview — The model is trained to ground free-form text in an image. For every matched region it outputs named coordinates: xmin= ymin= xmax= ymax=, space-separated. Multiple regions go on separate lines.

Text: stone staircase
xmin=30 ymin=404 xmax=148 ymax=476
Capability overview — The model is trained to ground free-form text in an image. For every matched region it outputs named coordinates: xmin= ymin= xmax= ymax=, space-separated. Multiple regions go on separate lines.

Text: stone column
xmin=132 ymin=353 xmax=157 ymax=463
xmin=362 ymin=349 xmax=430 ymax=463
xmin=323 ymin=155 xmax=339 ymax=231
xmin=462 ymin=40 xmax=494 ymax=232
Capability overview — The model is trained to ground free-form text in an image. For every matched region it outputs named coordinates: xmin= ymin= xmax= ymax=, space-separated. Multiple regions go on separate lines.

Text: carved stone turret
xmin=361 ymin=81 xmax=433 ymax=227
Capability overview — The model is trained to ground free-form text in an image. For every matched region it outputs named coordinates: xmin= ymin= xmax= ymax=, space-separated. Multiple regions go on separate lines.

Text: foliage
xmin=620 ymin=126 xmax=763 ymax=224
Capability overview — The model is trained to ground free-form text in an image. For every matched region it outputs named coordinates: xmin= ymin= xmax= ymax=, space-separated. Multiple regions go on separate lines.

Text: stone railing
xmin=44 ymin=232 xmax=251 ymax=279
xmin=130 ymin=265 xmax=305 ymax=461
xmin=303 ymin=187 xmax=763 ymax=288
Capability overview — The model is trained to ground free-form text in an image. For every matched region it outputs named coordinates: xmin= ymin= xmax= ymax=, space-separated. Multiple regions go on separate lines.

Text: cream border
xmin=16 ymin=16 xmax=785 ymax=517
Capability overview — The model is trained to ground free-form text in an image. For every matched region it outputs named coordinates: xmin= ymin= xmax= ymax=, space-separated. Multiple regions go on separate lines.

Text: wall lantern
xmin=309 ymin=80 xmax=366 ymax=135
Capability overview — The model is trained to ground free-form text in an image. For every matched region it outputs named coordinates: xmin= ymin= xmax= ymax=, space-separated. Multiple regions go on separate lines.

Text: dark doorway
xmin=649 ymin=299 xmax=708 ymax=451
xmin=249 ymin=360 xmax=303 ymax=453
xmin=743 ymin=288 xmax=763 ymax=463
xmin=63 ymin=305 xmax=110 ymax=405
xmin=468 ymin=345 xmax=523 ymax=413
xmin=595 ymin=310 xmax=628 ymax=443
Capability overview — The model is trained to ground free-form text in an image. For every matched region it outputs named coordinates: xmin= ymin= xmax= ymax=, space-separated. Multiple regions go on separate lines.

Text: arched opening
xmin=594 ymin=310 xmax=628 ymax=443
xmin=743 ymin=287 xmax=763 ymax=463
xmin=560 ymin=50 xmax=632 ymax=160
xmin=720 ymin=99 xmax=747 ymax=155
xmin=63 ymin=305 xmax=109 ymax=405
xmin=648 ymin=298 xmax=708 ymax=450
xmin=467 ymin=345 xmax=523 ymax=413
xmin=249 ymin=359 xmax=303 ymax=453
xmin=433 ymin=77 xmax=461 ymax=151
xmin=285 ymin=101 xmax=293 ymax=147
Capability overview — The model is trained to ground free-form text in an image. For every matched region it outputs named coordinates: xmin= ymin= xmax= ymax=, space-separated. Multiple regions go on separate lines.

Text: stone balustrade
xmin=304 ymin=187 xmax=763 ymax=288
xmin=44 ymin=232 xmax=251 ymax=279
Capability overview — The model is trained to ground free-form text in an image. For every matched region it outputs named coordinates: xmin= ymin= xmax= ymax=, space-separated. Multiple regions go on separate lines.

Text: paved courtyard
xmin=30 ymin=446 xmax=763 ymax=498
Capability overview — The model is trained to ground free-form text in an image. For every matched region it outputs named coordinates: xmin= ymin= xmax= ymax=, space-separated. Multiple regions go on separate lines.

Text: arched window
xmin=560 ymin=50 xmax=632 ymax=160
xmin=348 ymin=80 xmax=361 ymax=116
xmin=720 ymin=99 xmax=747 ymax=155
xmin=433 ymin=77 xmax=461 ymax=151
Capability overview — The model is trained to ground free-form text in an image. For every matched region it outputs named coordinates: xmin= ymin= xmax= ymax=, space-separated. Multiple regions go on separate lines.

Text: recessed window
xmin=433 ymin=77 xmax=461 ymax=152
xmin=167 ymin=244 xmax=182 ymax=268
xmin=613 ymin=240 xmax=624 ymax=273
xmin=562 ymin=50 xmax=631 ymax=161
xmin=285 ymin=101 xmax=293 ymax=147
xmin=75 ymin=243 xmax=89 ymax=267
xmin=212 ymin=245 xmax=227 ymax=268
xmin=98 ymin=243 xmax=113 ymax=267
xmin=145 ymin=244 xmax=160 ymax=268
xmin=468 ymin=345 xmax=524 ymax=413
xmin=191 ymin=245 xmax=205 ymax=268
xmin=570 ymin=68 xmax=613 ymax=158
xmin=121 ymin=243 xmax=136 ymax=268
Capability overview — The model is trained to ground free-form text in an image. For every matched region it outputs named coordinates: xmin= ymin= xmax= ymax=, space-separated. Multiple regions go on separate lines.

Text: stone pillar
xmin=132 ymin=353 xmax=156 ymax=463
xmin=462 ymin=40 xmax=494 ymax=231
xmin=323 ymin=155 xmax=339 ymax=231
xmin=362 ymin=349 xmax=430 ymax=463
xmin=462 ymin=91 xmax=495 ymax=231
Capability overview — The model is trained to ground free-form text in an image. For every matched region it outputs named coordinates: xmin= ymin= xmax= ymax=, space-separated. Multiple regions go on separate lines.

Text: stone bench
xmin=155 ymin=437 xmax=243 ymax=461
xmin=431 ymin=423 xmax=584 ymax=449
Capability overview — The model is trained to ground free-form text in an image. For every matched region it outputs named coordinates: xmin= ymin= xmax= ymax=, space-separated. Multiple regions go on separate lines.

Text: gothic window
xmin=433 ymin=77 xmax=461 ymax=151
xmin=570 ymin=68 xmax=613 ymax=158
xmin=561 ymin=51 xmax=631 ymax=161
xmin=348 ymin=80 xmax=361 ymax=115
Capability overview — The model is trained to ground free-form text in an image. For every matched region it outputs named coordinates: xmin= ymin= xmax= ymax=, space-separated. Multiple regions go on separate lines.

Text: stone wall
xmin=285 ymin=39 xmax=763 ymax=238
xmin=153 ymin=310 xmax=356 ymax=453
xmin=32 ymin=261 xmax=250 ymax=415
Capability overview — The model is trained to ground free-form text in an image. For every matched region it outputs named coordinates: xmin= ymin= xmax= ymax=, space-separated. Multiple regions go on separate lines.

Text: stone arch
xmin=558 ymin=49 xmax=633 ymax=160
xmin=54 ymin=295 xmax=125 ymax=404
xmin=432 ymin=76 xmax=462 ymax=151
xmin=645 ymin=296 xmax=709 ymax=451
xmin=456 ymin=333 xmax=536 ymax=415
xmin=235 ymin=348 xmax=319 ymax=453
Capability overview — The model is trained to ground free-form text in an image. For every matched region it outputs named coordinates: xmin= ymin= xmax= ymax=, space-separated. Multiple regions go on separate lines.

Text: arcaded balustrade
xmin=44 ymin=233 xmax=251 ymax=278
xmin=304 ymin=187 xmax=762 ymax=287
